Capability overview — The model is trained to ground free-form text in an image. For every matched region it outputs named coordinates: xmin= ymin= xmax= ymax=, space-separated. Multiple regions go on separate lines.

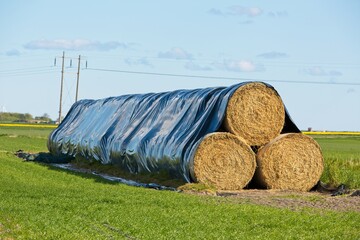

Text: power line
xmin=83 ymin=52 xmax=360 ymax=71
xmin=85 ymin=67 xmax=360 ymax=86
xmin=0 ymin=69 xmax=57 ymax=77
xmin=0 ymin=66 xmax=53 ymax=73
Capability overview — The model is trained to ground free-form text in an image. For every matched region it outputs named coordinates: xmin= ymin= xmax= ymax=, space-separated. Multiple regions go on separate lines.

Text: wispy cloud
xmin=158 ymin=47 xmax=193 ymax=60
xmin=268 ymin=11 xmax=288 ymax=18
xmin=208 ymin=8 xmax=225 ymax=16
xmin=124 ymin=57 xmax=153 ymax=67
xmin=208 ymin=6 xmax=288 ymax=21
xmin=5 ymin=49 xmax=21 ymax=56
xmin=184 ymin=62 xmax=212 ymax=71
xmin=228 ymin=6 xmax=263 ymax=17
xmin=208 ymin=5 xmax=263 ymax=18
xmin=347 ymin=88 xmax=355 ymax=94
xmin=302 ymin=66 xmax=342 ymax=77
xmin=257 ymin=51 xmax=289 ymax=59
xmin=239 ymin=20 xmax=254 ymax=25
xmin=24 ymin=39 xmax=131 ymax=51
xmin=215 ymin=59 xmax=265 ymax=72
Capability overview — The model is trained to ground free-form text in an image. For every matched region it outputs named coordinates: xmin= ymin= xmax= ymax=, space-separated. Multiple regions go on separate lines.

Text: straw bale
xmin=223 ymin=82 xmax=285 ymax=146
xmin=255 ymin=133 xmax=324 ymax=191
xmin=190 ymin=132 xmax=256 ymax=190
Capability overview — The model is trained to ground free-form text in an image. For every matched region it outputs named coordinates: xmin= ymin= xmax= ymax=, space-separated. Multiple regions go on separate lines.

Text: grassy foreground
xmin=0 ymin=127 xmax=359 ymax=239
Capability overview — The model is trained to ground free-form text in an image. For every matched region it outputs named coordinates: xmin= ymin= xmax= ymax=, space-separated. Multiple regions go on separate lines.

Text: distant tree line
xmin=0 ymin=112 xmax=53 ymax=123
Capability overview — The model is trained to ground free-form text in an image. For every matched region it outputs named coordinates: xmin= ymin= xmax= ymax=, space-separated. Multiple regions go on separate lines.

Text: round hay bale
xmin=190 ymin=132 xmax=256 ymax=190
xmin=223 ymin=82 xmax=285 ymax=146
xmin=255 ymin=133 xmax=324 ymax=191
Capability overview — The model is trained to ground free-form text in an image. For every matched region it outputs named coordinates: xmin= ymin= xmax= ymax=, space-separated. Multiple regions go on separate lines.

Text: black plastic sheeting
xmin=51 ymin=163 xmax=178 ymax=191
xmin=48 ymin=82 xmax=300 ymax=182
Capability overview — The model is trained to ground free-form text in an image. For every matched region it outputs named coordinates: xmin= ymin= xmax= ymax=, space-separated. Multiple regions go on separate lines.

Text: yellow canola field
xmin=1 ymin=123 xmax=359 ymax=135
xmin=0 ymin=123 xmax=57 ymax=128
xmin=304 ymin=131 xmax=360 ymax=135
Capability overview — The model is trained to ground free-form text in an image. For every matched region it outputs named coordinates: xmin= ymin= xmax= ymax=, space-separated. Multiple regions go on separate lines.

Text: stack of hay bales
xmin=48 ymin=81 xmax=323 ymax=192
xmin=190 ymin=82 xmax=323 ymax=191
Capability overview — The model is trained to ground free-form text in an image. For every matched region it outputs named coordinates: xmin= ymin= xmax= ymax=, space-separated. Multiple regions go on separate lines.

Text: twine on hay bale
xmin=255 ymin=133 xmax=324 ymax=191
xmin=223 ymin=82 xmax=285 ymax=146
xmin=190 ymin=132 xmax=256 ymax=190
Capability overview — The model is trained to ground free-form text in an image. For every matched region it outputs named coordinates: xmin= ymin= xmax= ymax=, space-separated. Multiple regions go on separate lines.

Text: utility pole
xmin=55 ymin=52 xmax=85 ymax=123
xmin=58 ymin=51 xmax=65 ymax=124
xmin=75 ymin=55 xmax=81 ymax=102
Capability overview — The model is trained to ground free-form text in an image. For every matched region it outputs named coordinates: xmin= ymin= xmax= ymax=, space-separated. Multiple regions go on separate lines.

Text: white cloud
xmin=24 ymin=39 xmax=130 ymax=51
xmin=227 ymin=60 xmax=255 ymax=72
xmin=208 ymin=5 xmax=263 ymax=18
xmin=302 ymin=66 xmax=342 ymax=77
xmin=124 ymin=57 xmax=153 ymax=67
xmin=184 ymin=62 xmax=212 ymax=71
xmin=228 ymin=6 xmax=263 ymax=17
xmin=257 ymin=51 xmax=289 ymax=59
xmin=215 ymin=60 xmax=265 ymax=72
xmin=209 ymin=6 xmax=288 ymax=20
xmin=5 ymin=49 xmax=21 ymax=56
xmin=158 ymin=47 xmax=193 ymax=60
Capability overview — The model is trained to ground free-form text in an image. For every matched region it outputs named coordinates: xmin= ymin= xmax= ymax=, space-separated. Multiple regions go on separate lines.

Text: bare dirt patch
xmin=211 ymin=189 xmax=360 ymax=212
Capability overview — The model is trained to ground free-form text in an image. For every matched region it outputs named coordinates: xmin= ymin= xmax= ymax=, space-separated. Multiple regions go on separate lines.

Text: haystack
xmin=255 ymin=133 xmax=324 ymax=191
xmin=190 ymin=132 xmax=256 ymax=190
xmin=223 ymin=82 xmax=285 ymax=146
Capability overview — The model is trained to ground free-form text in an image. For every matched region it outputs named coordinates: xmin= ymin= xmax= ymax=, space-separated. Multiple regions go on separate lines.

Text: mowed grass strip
xmin=304 ymin=131 xmax=360 ymax=135
xmin=0 ymin=123 xmax=57 ymax=128
xmin=0 ymin=126 xmax=359 ymax=239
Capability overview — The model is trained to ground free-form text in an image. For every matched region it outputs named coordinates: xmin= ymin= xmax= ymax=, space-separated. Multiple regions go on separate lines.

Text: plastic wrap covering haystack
xmin=48 ymin=82 xmax=300 ymax=189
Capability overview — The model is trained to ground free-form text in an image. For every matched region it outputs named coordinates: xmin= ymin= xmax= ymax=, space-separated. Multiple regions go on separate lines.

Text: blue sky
xmin=0 ymin=1 xmax=359 ymax=131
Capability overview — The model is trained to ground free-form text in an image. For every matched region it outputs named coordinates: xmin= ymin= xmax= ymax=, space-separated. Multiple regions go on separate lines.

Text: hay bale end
xmin=190 ymin=132 xmax=256 ymax=190
xmin=255 ymin=133 xmax=324 ymax=191
xmin=223 ymin=82 xmax=285 ymax=146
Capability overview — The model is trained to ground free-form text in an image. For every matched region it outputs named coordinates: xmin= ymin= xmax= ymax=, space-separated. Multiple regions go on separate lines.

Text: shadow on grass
xmin=40 ymin=162 xmax=125 ymax=186
xmin=15 ymin=150 xmax=180 ymax=191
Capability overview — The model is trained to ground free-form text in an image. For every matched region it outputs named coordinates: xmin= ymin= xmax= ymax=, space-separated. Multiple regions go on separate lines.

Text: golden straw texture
xmin=255 ymin=133 xmax=324 ymax=191
xmin=191 ymin=132 xmax=256 ymax=190
xmin=223 ymin=82 xmax=285 ymax=146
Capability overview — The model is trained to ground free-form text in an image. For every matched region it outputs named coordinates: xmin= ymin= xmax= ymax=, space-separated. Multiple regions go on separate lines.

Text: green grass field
xmin=0 ymin=126 xmax=359 ymax=239
xmin=312 ymin=135 xmax=360 ymax=189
